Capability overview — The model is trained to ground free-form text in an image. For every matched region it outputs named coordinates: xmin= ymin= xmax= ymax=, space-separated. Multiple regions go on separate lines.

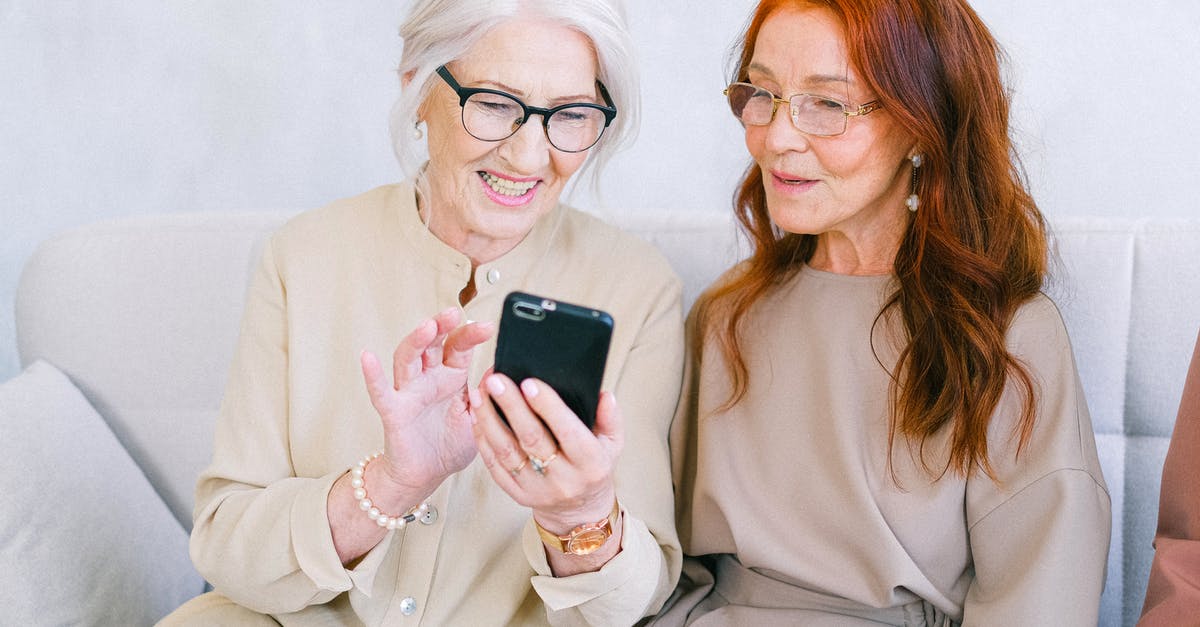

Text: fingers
xmin=360 ymin=350 xmax=391 ymax=414
xmin=591 ymin=391 xmax=624 ymax=454
xmin=390 ymin=308 xmax=476 ymax=390
xmin=472 ymin=375 xmax=619 ymax=526
xmin=486 ymin=374 xmax=560 ymax=459
xmin=443 ymin=320 xmax=496 ymax=370
xmin=514 ymin=378 xmax=605 ymax=462
xmin=392 ymin=318 xmax=438 ymax=390
xmin=420 ymin=308 xmax=462 ymax=371
xmin=470 ymin=381 xmax=531 ymax=498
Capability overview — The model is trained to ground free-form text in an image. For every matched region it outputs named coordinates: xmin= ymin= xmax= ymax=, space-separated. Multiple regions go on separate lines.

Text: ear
xmin=403 ymin=69 xmax=429 ymax=123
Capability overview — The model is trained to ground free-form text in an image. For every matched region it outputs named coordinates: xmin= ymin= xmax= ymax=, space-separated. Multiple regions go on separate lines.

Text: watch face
xmin=566 ymin=529 xmax=609 ymax=555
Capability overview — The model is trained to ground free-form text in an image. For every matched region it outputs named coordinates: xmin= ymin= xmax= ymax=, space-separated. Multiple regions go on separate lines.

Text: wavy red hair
xmin=694 ymin=0 xmax=1047 ymax=480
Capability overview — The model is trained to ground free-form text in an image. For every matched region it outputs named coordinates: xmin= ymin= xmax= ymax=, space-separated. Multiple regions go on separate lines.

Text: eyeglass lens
xmin=725 ymin=83 xmax=849 ymax=137
xmin=463 ymin=92 xmax=609 ymax=152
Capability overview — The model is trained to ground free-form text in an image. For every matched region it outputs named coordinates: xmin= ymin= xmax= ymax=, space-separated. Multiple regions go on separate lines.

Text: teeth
xmin=481 ymin=172 xmax=537 ymax=197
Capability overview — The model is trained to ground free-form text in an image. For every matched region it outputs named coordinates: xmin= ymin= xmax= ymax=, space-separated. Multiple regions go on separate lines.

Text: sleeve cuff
xmin=524 ymin=508 xmax=661 ymax=613
xmin=290 ymin=468 xmax=393 ymax=596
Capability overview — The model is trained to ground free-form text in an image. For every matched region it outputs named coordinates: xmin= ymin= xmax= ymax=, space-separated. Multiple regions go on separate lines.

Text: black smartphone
xmin=493 ymin=291 xmax=614 ymax=429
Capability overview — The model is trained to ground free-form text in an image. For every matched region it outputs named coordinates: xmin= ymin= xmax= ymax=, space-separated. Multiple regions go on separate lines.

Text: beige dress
xmin=662 ymin=265 xmax=1111 ymax=626
xmin=165 ymin=183 xmax=685 ymax=626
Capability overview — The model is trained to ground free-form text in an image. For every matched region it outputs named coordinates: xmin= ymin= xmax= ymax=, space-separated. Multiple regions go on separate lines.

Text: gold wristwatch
xmin=534 ymin=500 xmax=621 ymax=556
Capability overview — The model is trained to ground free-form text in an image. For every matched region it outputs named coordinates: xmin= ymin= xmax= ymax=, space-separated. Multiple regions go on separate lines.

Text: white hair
xmin=390 ymin=0 xmax=639 ymax=193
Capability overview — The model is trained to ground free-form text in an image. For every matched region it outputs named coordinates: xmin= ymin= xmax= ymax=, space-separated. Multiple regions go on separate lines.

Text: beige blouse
xmin=185 ymin=183 xmax=685 ymax=625
xmin=663 ymin=265 xmax=1111 ymax=626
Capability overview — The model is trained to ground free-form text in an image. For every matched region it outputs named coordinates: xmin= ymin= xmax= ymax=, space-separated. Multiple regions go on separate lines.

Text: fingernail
xmin=486 ymin=375 xmax=505 ymax=395
xmin=520 ymin=379 xmax=539 ymax=398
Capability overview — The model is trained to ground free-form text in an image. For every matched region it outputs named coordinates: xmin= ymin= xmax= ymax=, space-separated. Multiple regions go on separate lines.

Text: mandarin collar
xmin=392 ymin=180 xmax=565 ymax=294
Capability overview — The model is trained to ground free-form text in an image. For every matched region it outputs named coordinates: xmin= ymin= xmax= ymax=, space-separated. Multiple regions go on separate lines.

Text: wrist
xmin=532 ymin=489 xmax=617 ymax=534
xmin=375 ymin=454 xmax=441 ymax=502
xmin=355 ymin=454 xmax=434 ymax=524
xmin=534 ymin=497 xmax=621 ymax=557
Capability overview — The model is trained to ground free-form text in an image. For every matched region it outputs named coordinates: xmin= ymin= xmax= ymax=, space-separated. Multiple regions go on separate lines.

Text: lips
xmin=771 ymin=170 xmax=814 ymax=185
xmin=767 ymin=169 xmax=818 ymax=194
xmin=479 ymin=171 xmax=538 ymax=197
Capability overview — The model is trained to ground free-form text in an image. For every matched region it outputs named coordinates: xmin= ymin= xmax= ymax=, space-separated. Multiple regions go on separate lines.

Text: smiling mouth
xmin=775 ymin=173 xmax=813 ymax=185
xmin=479 ymin=172 xmax=538 ymax=197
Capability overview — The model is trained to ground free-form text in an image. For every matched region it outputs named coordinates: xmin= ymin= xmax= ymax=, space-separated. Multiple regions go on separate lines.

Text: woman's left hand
xmin=470 ymin=373 xmax=622 ymax=539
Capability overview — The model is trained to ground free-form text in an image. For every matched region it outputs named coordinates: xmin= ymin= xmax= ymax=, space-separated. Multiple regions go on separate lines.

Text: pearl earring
xmin=905 ymin=154 xmax=923 ymax=212
xmin=413 ymin=121 xmax=424 ymax=141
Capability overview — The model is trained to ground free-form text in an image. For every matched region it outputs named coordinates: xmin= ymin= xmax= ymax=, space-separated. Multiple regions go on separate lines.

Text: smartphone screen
xmin=493 ymin=291 xmax=614 ymax=429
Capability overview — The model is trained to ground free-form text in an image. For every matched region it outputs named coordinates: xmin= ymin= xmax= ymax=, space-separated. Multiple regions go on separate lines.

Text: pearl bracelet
xmin=350 ymin=452 xmax=429 ymax=531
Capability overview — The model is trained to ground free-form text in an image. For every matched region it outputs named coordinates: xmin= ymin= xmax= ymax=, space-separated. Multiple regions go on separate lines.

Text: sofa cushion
xmin=14 ymin=211 xmax=292 ymax=529
xmin=0 ymin=360 xmax=204 ymax=625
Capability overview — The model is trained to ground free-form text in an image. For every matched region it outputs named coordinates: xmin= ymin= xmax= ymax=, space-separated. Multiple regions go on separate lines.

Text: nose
xmin=497 ymin=115 xmax=552 ymax=174
xmin=761 ymin=105 xmax=810 ymax=155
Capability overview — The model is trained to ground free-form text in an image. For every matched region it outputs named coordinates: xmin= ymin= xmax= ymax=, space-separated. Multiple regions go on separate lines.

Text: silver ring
xmin=528 ymin=452 xmax=558 ymax=476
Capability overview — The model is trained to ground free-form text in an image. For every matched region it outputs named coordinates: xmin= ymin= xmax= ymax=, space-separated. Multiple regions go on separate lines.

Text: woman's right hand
xmin=360 ymin=307 xmax=495 ymax=495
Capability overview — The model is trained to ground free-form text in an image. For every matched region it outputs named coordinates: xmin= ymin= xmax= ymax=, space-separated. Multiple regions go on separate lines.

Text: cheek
xmin=549 ymin=152 xmax=589 ymax=182
xmin=428 ymin=130 xmax=493 ymax=176
xmin=744 ymin=127 xmax=767 ymax=161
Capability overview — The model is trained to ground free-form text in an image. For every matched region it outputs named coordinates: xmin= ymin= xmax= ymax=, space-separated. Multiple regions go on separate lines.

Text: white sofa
xmin=5 ymin=209 xmax=1199 ymax=626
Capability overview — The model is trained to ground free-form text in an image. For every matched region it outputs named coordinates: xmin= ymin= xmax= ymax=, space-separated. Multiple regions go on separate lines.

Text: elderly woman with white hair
xmin=161 ymin=0 xmax=683 ymax=624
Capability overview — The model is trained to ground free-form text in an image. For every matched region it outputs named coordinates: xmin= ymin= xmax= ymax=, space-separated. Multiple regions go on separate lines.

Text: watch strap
xmin=534 ymin=499 xmax=620 ymax=553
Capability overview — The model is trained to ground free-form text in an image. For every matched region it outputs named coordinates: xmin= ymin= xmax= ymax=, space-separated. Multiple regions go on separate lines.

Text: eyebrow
xmin=747 ymin=62 xmax=855 ymax=90
xmin=474 ymin=79 xmax=599 ymax=106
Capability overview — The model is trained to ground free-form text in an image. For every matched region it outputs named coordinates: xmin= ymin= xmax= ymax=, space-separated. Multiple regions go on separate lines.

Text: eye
xmin=558 ymin=109 xmax=589 ymax=122
xmin=554 ymin=107 xmax=604 ymax=127
xmin=467 ymin=93 xmax=521 ymax=116
xmin=812 ymin=97 xmax=845 ymax=111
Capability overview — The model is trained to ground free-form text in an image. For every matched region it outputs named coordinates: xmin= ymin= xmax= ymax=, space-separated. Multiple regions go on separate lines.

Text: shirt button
xmin=486 ymin=268 xmax=501 ymax=284
xmin=399 ymin=597 xmax=417 ymax=616
xmin=419 ymin=505 xmax=439 ymax=525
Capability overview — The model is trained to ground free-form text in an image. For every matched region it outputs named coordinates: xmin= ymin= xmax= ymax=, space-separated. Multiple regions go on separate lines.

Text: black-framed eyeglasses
xmin=436 ymin=65 xmax=617 ymax=153
xmin=723 ymin=82 xmax=882 ymax=137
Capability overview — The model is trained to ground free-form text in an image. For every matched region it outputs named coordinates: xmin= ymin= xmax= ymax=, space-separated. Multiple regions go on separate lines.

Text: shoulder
xmin=1005 ymin=293 xmax=1073 ymax=360
xmin=268 ymin=184 xmax=408 ymax=264
xmin=260 ymin=181 xmax=410 ymax=277
xmin=555 ymin=207 xmax=681 ymax=288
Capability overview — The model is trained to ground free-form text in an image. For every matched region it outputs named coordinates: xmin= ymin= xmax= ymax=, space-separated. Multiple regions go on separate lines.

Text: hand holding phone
xmin=493 ymin=292 xmax=613 ymax=429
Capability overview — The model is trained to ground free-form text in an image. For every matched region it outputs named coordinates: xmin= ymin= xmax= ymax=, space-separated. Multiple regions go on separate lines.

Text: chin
xmin=766 ymin=204 xmax=818 ymax=236
xmin=476 ymin=205 xmax=543 ymax=238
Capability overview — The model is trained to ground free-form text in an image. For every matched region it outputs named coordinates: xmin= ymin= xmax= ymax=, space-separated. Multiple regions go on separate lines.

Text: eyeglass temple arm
xmin=595 ymin=80 xmax=617 ymax=122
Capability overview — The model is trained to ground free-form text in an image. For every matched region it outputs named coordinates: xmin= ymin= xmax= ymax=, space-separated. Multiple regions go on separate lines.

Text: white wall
xmin=3 ymin=1 xmax=1199 ymax=381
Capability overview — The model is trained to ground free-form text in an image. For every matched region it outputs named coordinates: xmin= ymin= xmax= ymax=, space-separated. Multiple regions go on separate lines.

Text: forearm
xmin=964 ymin=470 xmax=1110 ymax=625
xmin=529 ymin=509 xmax=674 ymax=626
xmin=328 ymin=455 xmax=436 ymax=564
xmin=542 ymin=523 xmax=623 ymax=577
xmin=535 ymin=489 xmax=623 ymax=576
xmin=190 ymin=472 xmax=349 ymax=614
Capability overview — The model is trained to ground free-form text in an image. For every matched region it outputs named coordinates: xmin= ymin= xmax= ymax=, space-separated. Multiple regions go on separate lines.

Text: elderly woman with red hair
xmin=658 ymin=1 xmax=1111 ymax=625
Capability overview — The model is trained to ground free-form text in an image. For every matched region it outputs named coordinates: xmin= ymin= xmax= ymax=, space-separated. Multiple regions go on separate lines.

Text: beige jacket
xmin=186 ymin=184 xmax=685 ymax=625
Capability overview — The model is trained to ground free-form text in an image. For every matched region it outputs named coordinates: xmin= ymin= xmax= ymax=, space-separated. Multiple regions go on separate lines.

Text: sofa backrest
xmin=15 ymin=210 xmax=1200 ymax=627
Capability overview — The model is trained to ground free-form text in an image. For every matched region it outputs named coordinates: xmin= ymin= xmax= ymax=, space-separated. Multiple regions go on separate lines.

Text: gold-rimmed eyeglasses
xmin=723 ymin=82 xmax=882 ymax=137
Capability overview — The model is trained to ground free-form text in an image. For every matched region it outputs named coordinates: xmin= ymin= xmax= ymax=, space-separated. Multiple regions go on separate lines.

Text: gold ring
xmin=529 ymin=452 xmax=558 ymax=476
xmin=509 ymin=458 xmax=528 ymax=477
